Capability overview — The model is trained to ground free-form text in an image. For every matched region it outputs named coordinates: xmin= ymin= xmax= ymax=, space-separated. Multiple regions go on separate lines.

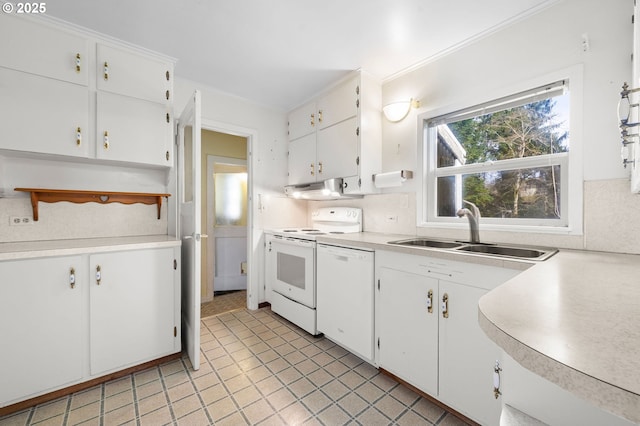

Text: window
xmin=424 ymin=80 xmax=571 ymax=228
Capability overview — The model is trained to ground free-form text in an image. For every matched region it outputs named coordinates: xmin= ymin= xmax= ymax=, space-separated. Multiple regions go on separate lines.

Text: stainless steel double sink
xmin=387 ymin=238 xmax=558 ymax=261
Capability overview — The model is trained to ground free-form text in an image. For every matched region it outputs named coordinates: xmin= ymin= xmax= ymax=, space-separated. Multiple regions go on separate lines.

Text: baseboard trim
xmin=0 ymin=352 xmax=182 ymax=417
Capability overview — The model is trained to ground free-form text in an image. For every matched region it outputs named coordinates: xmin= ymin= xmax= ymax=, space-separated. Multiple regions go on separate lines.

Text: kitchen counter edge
xmin=0 ymin=235 xmax=181 ymax=261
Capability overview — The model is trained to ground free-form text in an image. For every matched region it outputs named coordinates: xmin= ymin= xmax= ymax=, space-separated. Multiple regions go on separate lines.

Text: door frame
xmin=206 ymin=155 xmax=248 ymax=299
xmin=200 ymin=118 xmax=257 ymax=310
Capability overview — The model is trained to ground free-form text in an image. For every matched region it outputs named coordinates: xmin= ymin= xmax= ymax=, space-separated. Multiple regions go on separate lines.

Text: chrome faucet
xmin=457 ymin=200 xmax=481 ymax=244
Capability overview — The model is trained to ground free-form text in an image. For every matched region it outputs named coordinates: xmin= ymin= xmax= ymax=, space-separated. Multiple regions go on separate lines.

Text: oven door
xmin=268 ymin=235 xmax=315 ymax=308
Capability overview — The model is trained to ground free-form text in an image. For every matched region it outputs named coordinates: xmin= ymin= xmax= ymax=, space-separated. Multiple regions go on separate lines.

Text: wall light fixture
xmin=382 ymin=98 xmax=421 ymax=122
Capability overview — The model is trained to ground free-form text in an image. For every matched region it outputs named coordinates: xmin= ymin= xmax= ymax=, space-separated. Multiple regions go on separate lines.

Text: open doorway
xmin=199 ymin=129 xmax=248 ymax=315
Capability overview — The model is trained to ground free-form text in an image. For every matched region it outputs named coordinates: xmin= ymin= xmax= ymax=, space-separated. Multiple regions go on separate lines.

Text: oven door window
xmin=277 ymin=252 xmax=306 ymax=290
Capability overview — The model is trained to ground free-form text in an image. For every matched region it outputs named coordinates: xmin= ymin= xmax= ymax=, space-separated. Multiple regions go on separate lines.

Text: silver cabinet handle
xmin=96 ymin=265 xmax=102 ymax=285
xmin=69 ymin=267 xmax=76 ymax=289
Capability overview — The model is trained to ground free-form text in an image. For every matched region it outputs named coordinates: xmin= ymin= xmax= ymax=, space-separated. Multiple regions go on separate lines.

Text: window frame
xmin=417 ymin=67 xmax=583 ymax=235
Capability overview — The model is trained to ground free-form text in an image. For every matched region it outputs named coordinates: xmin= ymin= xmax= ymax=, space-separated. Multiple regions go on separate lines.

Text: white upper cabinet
xmin=0 ymin=15 xmax=175 ymax=168
xmin=288 ymin=101 xmax=317 ymax=141
xmin=286 ymin=70 xmax=381 ymax=194
xmin=0 ymin=67 xmax=90 ymax=158
xmin=316 ymin=77 xmax=359 ymax=130
xmin=0 ymin=14 xmax=88 ymax=86
xmin=97 ymin=44 xmax=172 ymax=105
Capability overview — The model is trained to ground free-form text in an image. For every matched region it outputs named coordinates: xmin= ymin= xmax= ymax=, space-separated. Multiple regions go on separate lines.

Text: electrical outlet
xmin=385 ymin=215 xmax=398 ymax=223
xmin=9 ymin=216 xmax=34 ymax=226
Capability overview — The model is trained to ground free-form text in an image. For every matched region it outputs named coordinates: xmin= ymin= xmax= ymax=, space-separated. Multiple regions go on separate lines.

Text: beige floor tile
xmin=356 ymin=382 xmax=385 ymax=404
xmin=439 ymin=413 xmax=474 ymax=426
xmin=103 ymin=403 xmax=135 ymax=425
xmin=288 ymin=377 xmax=315 ymax=399
xmin=277 ymin=366 xmax=303 ymax=385
xmin=411 ymin=397 xmax=446 ymax=423
xmin=306 ymin=368 xmax=332 ymax=387
xmin=134 ymin=368 xmax=160 ymax=386
xmin=167 ymin=381 xmax=195 ymax=403
xmin=171 ymin=394 xmax=202 ymax=419
xmin=135 ymin=379 xmax=163 ymax=400
xmin=321 ymin=379 xmax=350 ymax=401
xmin=278 ymin=401 xmax=312 ymax=425
xmin=137 ymin=392 xmax=168 ymax=417
xmin=163 ymin=370 xmax=190 ymax=389
xmin=139 ymin=406 xmax=173 ymax=426
xmin=337 ymin=392 xmax=368 ymax=417
xmin=214 ymin=411 xmax=248 ymax=426
xmin=389 ymin=384 xmax=420 ymax=406
xmin=231 ymin=385 xmax=261 ymax=408
xmin=104 ymin=377 xmax=132 ymax=398
xmin=265 ymin=387 xmax=296 ymax=411
xmin=31 ymin=397 xmax=69 ymax=423
xmin=254 ymin=375 xmax=283 ymax=396
xmin=65 ymin=401 xmax=100 ymax=425
xmin=159 ymin=360 xmax=185 ymax=378
xmin=338 ymin=370 xmax=366 ymax=389
xmin=198 ymin=383 xmax=229 ymax=406
xmin=396 ymin=409 xmax=433 ymax=426
xmin=176 ymin=408 xmax=210 ymax=426
xmin=241 ymin=399 xmax=274 ymax=424
xmin=104 ymin=389 xmax=133 ymax=413
xmin=224 ymin=374 xmax=251 ymax=394
xmin=301 ymin=390 xmax=331 ymax=414
xmin=70 ymin=387 xmax=102 ymax=410
xmin=0 ymin=409 xmax=31 ymax=426
xmin=206 ymin=396 xmax=238 ymax=423
xmin=315 ymin=403 xmax=351 ymax=426
xmin=357 ymin=406 xmax=391 ymax=425
xmin=373 ymin=394 xmax=407 ymax=421
xmin=192 ymin=372 xmax=220 ymax=392
xmin=30 ymin=414 xmax=64 ymax=426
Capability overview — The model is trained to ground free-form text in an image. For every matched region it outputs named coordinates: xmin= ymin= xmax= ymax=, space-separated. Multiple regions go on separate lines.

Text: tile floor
xmin=0 ymin=306 xmax=469 ymax=426
xmin=200 ymin=291 xmax=247 ymax=319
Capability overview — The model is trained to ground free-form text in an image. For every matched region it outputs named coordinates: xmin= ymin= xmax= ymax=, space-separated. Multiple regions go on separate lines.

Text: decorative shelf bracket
xmin=14 ymin=188 xmax=170 ymax=221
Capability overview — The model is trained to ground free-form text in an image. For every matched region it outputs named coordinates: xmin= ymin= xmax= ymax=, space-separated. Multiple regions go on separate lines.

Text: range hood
xmin=284 ymin=178 xmax=361 ymax=200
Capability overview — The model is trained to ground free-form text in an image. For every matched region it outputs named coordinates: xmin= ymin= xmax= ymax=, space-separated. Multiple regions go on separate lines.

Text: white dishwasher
xmin=316 ymin=243 xmax=375 ymax=364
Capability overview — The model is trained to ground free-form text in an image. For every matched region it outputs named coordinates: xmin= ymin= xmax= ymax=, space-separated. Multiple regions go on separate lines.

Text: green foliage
xmin=442 ymin=96 xmax=568 ymax=219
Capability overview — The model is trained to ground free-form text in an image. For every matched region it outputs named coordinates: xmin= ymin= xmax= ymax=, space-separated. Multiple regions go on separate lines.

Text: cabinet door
xmin=0 ymin=256 xmax=84 ymax=405
xmin=317 ymin=77 xmax=359 ymax=129
xmin=0 ymin=14 xmax=88 ymax=86
xmin=96 ymin=91 xmax=172 ymax=167
xmin=97 ymin=44 xmax=172 ymax=105
xmin=288 ymin=101 xmax=317 ymax=141
xmin=288 ymin=133 xmax=317 ymax=184
xmin=377 ymin=267 xmax=438 ymax=396
xmin=317 ymin=246 xmax=374 ymax=362
xmin=0 ymin=67 xmax=89 ymax=157
xmin=317 ymin=116 xmax=359 ymax=180
xmin=89 ymin=248 xmax=176 ymax=375
xmin=438 ymin=281 xmax=501 ymax=425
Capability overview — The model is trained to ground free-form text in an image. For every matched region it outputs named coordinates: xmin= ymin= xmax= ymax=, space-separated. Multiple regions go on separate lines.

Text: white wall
xmin=378 ymin=0 xmax=639 ymax=253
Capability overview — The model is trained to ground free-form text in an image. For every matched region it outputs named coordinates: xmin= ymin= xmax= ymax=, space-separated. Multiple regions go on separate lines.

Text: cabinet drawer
xmin=0 ymin=14 xmax=88 ymax=86
xmin=97 ymin=44 xmax=172 ymax=105
xmin=96 ymin=91 xmax=172 ymax=167
xmin=0 ymin=67 xmax=89 ymax=158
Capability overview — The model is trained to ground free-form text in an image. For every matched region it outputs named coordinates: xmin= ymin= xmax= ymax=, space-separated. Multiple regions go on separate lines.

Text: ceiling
xmin=46 ymin=0 xmax=555 ymax=111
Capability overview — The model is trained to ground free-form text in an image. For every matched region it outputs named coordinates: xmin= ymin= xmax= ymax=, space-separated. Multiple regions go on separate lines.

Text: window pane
xmin=436 ymin=91 xmax=569 ymax=167
xmin=437 ymin=165 xmax=562 ymax=219
xmin=214 ymin=172 xmax=247 ymax=226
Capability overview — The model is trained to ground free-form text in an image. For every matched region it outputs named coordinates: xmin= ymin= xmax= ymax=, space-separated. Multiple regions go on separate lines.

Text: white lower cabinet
xmin=0 ymin=256 xmax=85 ymax=405
xmin=376 ymin=267 xmax=438 ymax=396
xmin=89 ymin=248 xmax=178 ymax=375
xmin=375 ymin=250 xmax=521 ymax=425
xmin=0 ymin=245 xmax=180 ymax=408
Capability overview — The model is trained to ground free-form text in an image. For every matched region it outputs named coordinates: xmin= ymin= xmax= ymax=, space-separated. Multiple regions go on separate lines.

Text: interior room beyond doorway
xmin=200 ymin=129 xmax=248 ymax=304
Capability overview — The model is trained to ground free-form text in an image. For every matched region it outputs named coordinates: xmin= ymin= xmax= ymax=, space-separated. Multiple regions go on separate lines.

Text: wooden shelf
xmin=14 ymin=188 xmax=170 ymax=221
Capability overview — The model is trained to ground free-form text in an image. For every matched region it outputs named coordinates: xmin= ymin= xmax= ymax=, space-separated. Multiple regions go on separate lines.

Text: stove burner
xmin=301 ymin=228 xmax=319 ymax=232
xmin=305 ymin=232 xmax=326 ymax=235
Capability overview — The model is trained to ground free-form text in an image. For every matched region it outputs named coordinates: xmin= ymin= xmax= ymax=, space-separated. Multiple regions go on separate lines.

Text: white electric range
xmin=265 ymin=207 xmax=362 ymax=335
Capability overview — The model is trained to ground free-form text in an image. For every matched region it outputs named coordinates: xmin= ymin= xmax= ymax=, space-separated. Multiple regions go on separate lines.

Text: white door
xmin=178 ymin=91 xmax=202 ymax=370
xmin=208 ymin=157 xmax=248 ymax=293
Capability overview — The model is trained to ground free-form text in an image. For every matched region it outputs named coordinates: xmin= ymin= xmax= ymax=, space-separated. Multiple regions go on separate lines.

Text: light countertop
xmin=478 ymin=250 xmax=640 ymax=424
xmin=0 ymin=235 xmax=181 ymax=261
xmin=315 ymin=232 xmax=640 ymax=424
